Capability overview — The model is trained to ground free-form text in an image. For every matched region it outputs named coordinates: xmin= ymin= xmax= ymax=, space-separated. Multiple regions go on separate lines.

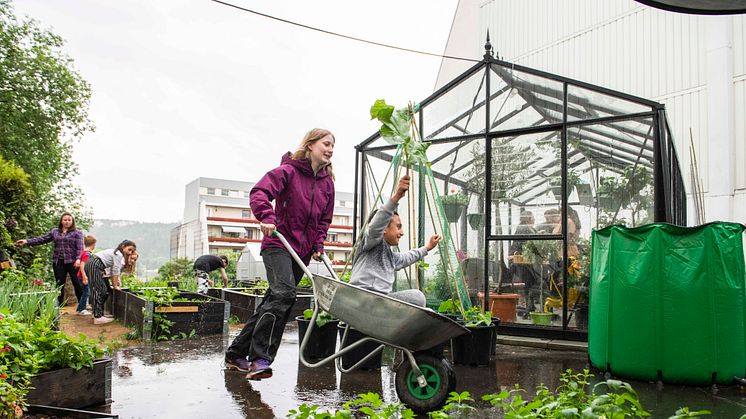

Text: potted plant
xmin=467 ymin=212 xmax=483 ymax=230
xmin=440 ymin=189 xmax=467 ymax=223
xmin=451 ymin=307 xmax=497 ymax=366
xmin=296 ymin=309 xmax=339 ymax=360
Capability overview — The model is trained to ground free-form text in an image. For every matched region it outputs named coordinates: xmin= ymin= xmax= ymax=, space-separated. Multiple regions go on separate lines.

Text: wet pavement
xmin=109 ymin=324 xmax=746 ymax=418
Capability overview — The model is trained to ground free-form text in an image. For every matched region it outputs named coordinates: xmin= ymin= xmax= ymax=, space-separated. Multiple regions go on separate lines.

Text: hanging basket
xmin=467 ymin=213 xmax=483 ymax=230
xmin=443 ymin=203 xmax=465 ymax=223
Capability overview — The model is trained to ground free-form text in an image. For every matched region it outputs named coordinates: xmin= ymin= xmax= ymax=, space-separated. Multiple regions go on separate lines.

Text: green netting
xmin=589 ymin=222 xmax=746 ymax=384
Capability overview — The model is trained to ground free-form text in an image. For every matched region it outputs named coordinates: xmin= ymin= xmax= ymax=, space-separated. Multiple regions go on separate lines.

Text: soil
xmin=57 ymin=304 xmax=132 ymax=348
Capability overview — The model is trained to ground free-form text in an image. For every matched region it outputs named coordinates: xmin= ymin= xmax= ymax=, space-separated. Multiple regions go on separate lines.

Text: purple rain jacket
xmin=250 ymin=153 xmax=335 ymax=264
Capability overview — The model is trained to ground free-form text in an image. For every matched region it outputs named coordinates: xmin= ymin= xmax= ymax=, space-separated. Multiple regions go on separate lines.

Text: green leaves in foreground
xmin=370 ymin=99 xmax=430 ymax=167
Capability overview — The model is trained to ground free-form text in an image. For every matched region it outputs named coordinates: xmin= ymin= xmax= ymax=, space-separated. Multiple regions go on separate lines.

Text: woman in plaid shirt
xmin=15 ymin=212 xmax=84 ymax=306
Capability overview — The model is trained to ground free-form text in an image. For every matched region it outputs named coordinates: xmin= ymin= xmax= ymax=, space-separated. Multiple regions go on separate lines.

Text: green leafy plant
xmin=287 ymin=392 xmax=413 ymax=419
xmin=440 ymin=190 xmax=468 ymax=206
xmin=297 ymin=275 xmax=313 ymax=288
xmin=370 ymin=99 xmax=429 ymax=168
xmin=428 ymin=391 xmax=477 ymax=419
xmin=302 ymin=309 xmax=336 ymax=328
xmin=0 ymin=310 xmax=105 ymax=417
xmin=462 ymin=306 xmax=492 ymax=327
xmin=436 ymin=298 xmax=462 ymax=315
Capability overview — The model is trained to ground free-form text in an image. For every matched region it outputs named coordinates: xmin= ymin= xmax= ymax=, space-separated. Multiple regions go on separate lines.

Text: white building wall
xmin=438 ymin=0 xmax=745 ymax=224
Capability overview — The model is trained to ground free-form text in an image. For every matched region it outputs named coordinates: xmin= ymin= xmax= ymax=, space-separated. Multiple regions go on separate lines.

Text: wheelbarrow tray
xmin=312 ymin=274 xmax=467 ymax=352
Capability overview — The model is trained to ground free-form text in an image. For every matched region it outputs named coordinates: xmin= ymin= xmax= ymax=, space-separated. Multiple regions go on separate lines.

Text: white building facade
xmin=170 ymin=177 xmax=354 ymax=279
xmin=438 ymin=0 xmax=746 ymax=225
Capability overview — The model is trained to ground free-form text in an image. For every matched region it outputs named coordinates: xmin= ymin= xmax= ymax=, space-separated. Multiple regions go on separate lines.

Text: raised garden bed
xmin=111 ymin=289 xmax=229 ymax=340
xmin=26 ymin=358 xmax=113 ymax=409
xmin=208 ymin=287 xmax=312 ymax=323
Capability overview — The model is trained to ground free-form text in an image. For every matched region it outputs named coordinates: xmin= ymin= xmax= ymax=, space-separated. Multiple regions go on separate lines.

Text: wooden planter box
xmin=111 ymin=289 xmax=229 ymax=340
xmin=27 ymin=358 xmax=112 ymax=409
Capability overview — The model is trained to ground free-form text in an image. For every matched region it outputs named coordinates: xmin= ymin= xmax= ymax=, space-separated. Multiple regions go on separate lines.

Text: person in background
xmin=123 ymin=250 xmax=139 ymax=278
xmin=84 ymin=240 xmax=136 ymax=325
xmin=75 ymin=235 xmax=96 ymax=316
xmin=536 ymin=208 xmax=560 ymax=234
xmin=15 ymin=212 xmax=84 ymax=306
xmin=350 ymin=174 xmax=440 ymax=306
xmin=193 ymin=254 xmax=229 ymax=293
xmin=225 ymin=128 xmax=335 ymax=380
xmin=509 ymin=210 xmax=541 ymax=318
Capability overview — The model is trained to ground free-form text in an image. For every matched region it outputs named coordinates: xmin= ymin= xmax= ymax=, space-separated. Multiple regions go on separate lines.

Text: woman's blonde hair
xmin=291 ymin=128 xmax=335 ymax=180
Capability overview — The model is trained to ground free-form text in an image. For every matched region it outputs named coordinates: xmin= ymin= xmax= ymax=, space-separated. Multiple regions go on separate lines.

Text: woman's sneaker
xmin=225 ymin=356 xmax=251 ymax=373
xmin=77 ymin=309 xmax=91 ymax=316
xmin=92 ymin=316 xmax=114 ymax=325
xmin=246 ymin=358 xmax=272 ymax=380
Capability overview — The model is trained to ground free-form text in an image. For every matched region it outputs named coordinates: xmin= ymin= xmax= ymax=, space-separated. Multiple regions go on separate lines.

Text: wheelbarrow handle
xmin=271 ymin=230 xmax=316 ymax=280
xmin=319 ymin=253 xmax=339 ymax=280
xmin=270 ymin=230 xmax=339 ymax=280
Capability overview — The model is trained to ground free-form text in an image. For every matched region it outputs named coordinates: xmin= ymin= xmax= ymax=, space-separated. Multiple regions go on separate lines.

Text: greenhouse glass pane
xmin=489 ymin=65 xmax=564 ymax=129
xmin=567 ymin=119 xmax=655 ymax=231
xmin=566 ymin=84 xmax=653 ymax=122
xmin=423 ymin=69 xmax=487 ymax=141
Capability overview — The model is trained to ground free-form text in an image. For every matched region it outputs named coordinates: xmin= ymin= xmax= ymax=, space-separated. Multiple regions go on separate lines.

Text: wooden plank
xmin=155 ymin=306 xmax=199 ymax=313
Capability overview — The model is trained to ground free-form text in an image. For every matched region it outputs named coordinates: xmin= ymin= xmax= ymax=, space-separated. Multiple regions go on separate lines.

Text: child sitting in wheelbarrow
xmin=350 ymin=174 xmax=440 ymax=306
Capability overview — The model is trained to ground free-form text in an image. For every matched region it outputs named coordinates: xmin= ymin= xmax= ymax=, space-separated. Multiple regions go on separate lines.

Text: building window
xmin=243 ymin=191 xmax=250 ymax=198
xmin=221 ymin=189 xmax=229 ymax=197
xmin=207 ymin=187 xmax=215 ymax=195
xmin=338 ymin=200 xmax=346 ymax=207
xmin=326 ymin=251 xmax=335 ymax=260
xmin=328 ymin=233 xmax=338 ymax=242
xmin=242 ymin=209 xmax=251 ymax=219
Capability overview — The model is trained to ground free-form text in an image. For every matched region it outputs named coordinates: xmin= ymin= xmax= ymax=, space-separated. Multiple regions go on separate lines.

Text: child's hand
xmin=392 ymin=175 xmax=410 ymax=203
xmin=426 ymin=234 xmax=441 ymax=251
xmin=81 ymin=275 xmax=88 ymax=285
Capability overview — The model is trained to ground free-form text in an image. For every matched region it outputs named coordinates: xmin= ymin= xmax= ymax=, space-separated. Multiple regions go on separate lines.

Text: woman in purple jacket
xmin=15 ymin=212 xmax=84 ymax=306
xmin=225 ymin=128 xmax=335 ymax=380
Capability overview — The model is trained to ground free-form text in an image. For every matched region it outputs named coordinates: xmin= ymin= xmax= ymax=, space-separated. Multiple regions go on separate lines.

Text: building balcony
xmin=207 ymin=236 xmax=351 ymax=248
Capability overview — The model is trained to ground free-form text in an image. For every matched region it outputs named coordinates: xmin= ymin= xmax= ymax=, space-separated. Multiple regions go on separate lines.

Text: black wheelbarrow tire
xmin=394 ymin=353 xmax=456 ymax=413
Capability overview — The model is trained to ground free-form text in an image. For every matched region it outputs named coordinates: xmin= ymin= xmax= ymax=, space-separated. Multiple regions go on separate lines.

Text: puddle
xmin=110 ymin=324 xmax=746 ymax=418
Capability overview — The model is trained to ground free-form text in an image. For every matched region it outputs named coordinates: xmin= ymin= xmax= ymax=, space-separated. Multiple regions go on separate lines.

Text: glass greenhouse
xmin=353 ymin=43 xmax=686 ymax=340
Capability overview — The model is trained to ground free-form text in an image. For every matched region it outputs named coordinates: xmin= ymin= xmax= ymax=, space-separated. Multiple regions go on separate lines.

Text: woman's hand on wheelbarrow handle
xmin=261 ymin=223 xmax=276 ymax=237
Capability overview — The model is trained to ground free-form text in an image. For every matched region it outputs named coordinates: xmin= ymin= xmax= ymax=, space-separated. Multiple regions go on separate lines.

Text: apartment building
xmin=170 ymin=177 xmax=354 ymax=278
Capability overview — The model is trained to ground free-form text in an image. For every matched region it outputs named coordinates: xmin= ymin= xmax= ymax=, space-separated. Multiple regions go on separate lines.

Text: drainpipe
xmin=704 ymin=16 xmax=735 ymax=222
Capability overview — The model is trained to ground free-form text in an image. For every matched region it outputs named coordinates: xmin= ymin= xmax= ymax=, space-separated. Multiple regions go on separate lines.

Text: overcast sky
xmin=13 ymin=0 xmax=460 ymax=223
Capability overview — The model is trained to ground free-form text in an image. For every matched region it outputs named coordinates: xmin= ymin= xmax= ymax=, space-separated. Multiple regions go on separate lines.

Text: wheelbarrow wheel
xmin=394 ymin=353 xmax=456 ymax=413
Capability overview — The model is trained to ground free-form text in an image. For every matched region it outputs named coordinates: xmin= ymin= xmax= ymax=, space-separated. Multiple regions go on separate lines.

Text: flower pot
xmin=529 ymin=312 xmax=553 ymax=326
xmin=338 ymin=325 xmax=382 ymax=370
xmin=478 ymin=292 xmax=519 ymax=323
xmin=574 ymin=303 xmax=588 ymax=329
xmin=442 ymin=202 xmax=465 ymax=223
xmin=296 ymin=316 xmax=339 ymax=360
xmin=467 ymin=213 xmax=483 ymax=230
xmin=451 ymin=323 xmax=496 ymax=366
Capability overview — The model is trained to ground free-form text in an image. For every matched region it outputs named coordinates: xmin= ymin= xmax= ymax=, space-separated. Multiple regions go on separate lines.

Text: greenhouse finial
xmin=484 ymin=30 xmax=493 ymax=59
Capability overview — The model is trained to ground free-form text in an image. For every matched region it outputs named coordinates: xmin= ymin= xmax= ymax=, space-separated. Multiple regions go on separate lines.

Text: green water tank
xmin=588 ymin=222 xmax=746 ymax=385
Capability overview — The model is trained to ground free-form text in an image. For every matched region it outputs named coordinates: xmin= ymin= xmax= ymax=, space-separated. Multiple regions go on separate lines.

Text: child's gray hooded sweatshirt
xmin=350 ymin=200 xmax=428 ymax=294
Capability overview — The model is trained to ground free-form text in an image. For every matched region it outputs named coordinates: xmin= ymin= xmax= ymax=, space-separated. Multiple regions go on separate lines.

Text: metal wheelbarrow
xmin=273 ymin=231 xmax=468 ymax=413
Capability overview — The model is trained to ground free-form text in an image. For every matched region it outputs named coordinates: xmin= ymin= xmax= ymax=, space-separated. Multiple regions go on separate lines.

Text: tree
xmin=0 ymin=0 xmax=94 ymax=267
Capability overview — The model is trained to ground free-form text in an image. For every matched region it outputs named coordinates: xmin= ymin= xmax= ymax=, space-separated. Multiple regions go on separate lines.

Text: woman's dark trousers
xmin=53 ymin=261 xmax=83 ymax=306
xmin=226 ymin=248 xmax=304 ymax=363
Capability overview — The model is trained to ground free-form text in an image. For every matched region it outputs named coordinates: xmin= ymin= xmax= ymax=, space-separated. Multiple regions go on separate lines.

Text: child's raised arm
xmin=391 ymin=175 xmax=410 ymax=204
